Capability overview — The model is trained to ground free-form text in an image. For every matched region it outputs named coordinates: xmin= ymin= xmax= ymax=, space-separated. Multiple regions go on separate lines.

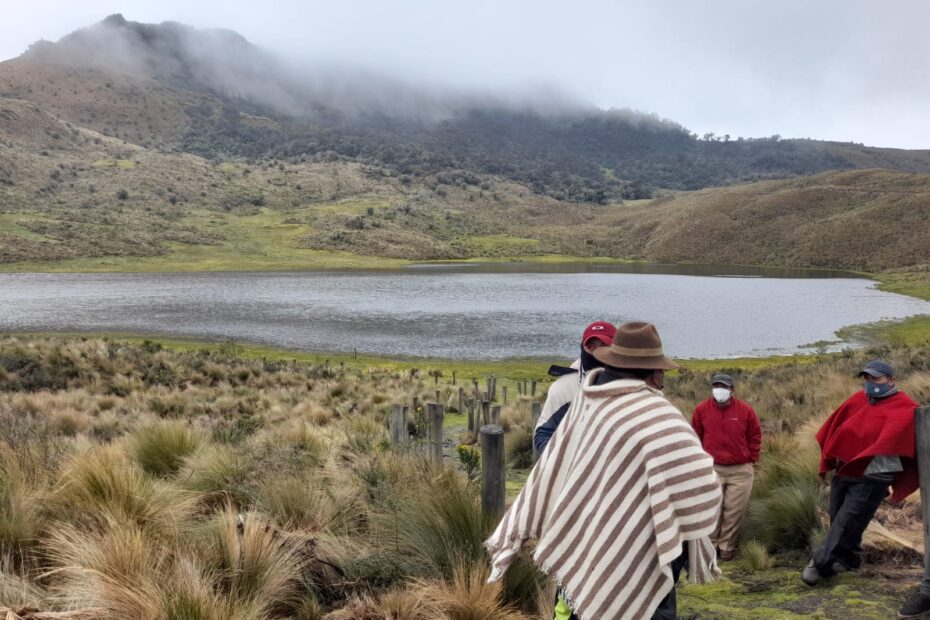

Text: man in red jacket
xmin=802 ymin=359 xmax=919 ymax=587
xmin=692 ymin=373 xmax=762 ymax=561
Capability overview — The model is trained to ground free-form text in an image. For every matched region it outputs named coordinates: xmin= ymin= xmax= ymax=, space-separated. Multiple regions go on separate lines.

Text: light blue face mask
xmin=864 ymin=381 xmax=894 ymax=398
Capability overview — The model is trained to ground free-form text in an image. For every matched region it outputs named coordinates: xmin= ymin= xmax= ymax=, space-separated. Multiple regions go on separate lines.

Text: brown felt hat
xmin=592 ymin=321 xmax=680 ymax=370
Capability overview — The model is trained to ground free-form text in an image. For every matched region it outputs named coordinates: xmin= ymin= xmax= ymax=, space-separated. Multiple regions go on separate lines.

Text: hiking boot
xmin=899 ymin=591 xmax=930 ymax=618
xmin=831 ymin=561 xmax=849 ymax=575
xmin=719 ymin=549 xmax=735 ymax=561
xmin=801 ymin=560 xmax=821 ymax=586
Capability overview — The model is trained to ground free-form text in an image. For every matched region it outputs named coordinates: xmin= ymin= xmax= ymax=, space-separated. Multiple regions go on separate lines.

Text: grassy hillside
xmin=4 ymin=97 xmax=930 ymax=276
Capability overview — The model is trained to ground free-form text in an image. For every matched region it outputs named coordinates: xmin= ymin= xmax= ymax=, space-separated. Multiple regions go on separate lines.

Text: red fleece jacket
xmin=817 ymin=390 xmax=919 ymax=502
xmin=692 ymin=397 xmax=762 ymax=465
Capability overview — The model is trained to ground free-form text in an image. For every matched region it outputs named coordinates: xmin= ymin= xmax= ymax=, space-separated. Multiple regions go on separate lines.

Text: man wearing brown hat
xmin=692 ymin=373 xmax=761 ymax=561
xmin=486 ymin=321 xmax=721 ymax=620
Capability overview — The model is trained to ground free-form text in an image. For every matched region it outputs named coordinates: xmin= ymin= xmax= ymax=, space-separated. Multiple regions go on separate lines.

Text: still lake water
xmin=1 ymin=264 xmax=929 ymax=360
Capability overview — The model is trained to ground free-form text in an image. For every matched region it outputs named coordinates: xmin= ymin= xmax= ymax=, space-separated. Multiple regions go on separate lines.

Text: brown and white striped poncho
xmin=485 ymin=371 xmax=722 ymax=620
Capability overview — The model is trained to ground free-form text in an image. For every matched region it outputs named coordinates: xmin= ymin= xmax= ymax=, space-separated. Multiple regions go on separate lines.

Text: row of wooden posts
xmin=427 ymin=373 xmax=539 ymax=403
xmin=388 ymin=390 xmax=543 ymax=517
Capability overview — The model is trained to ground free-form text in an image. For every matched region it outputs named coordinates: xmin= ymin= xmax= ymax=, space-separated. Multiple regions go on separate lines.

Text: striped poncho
xmin=486 ymin=371 xmax=722 ymax=619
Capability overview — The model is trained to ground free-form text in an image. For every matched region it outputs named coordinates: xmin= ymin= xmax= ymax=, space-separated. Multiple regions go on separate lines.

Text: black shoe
xmin=899 ymin=591 xmax=930 ymax=618
xmin=831 ymin=561 xmax=850 ymax=574
xmin=801 ymin=560 xmax=820 ymax=586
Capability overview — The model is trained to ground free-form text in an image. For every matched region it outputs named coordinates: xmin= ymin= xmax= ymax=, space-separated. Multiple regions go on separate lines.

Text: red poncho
xmin=816 ymin=390 xmax=918 ymax=502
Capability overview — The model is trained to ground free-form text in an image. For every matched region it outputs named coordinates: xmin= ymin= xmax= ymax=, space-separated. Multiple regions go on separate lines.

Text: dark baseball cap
xmin=711 ymin=373 xmax=734 ymax=388
xmin=858 ymin=360 xmax=895 ymax=378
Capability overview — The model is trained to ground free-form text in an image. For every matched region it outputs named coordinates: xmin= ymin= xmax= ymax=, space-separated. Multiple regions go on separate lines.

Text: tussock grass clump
xmin=342 ymin=417 xmax=387 ymax=456
xmin=412 ymin=563 xmax=532 ymax=620
xmin=387 ymin=471 xmax=494 ymax=579
xmin=0 ymin=555 xmax=46 ymax=608
xmin=54 ymin=447 xmax=196 ymax=534
xmin=746 ymin=427 xmax=824 ymax=551
xmin=745 ymin=478 xmax=824 ymax=551
xmin=0 ymin=450 xmax=47 ymax=560
xmin=256 ymin=473 xmax=363 ymax=534
xmin=197 ymin=507 xmax=305 ymax=614
xmin=178 ymin=444 xmax=254 ymax=508
xmin=131 ymin=421 xmax=205 ymax=477
xmin=505 ymin=427 xmax=533 ymax=469
xmin=44 ymin=518 xmax=166 ymax=619
xmin=160 ymin=558 xmax=264 ymax=620
xmin=265 ymin=423 xmax=330 ymax=469
xmin=740 ymin=540 xmax=774 ymax=571
xmin=48 ymin=407 xmax=90 ymax=436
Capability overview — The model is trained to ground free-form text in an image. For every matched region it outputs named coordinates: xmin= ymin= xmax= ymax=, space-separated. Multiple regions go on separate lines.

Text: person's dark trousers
xmin=562 ymin=544 xmax=688 ymax=620
xmin=812 ymin=474 xmax=891 ymax=574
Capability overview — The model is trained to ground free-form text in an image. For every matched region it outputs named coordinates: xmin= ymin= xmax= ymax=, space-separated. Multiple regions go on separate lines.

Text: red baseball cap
xmin=582 ymin=321 xmax=616 ymax=347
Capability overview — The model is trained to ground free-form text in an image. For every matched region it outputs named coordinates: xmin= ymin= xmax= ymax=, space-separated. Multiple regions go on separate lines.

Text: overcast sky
xmin=3 ymin=0 xmax=929 ymax=149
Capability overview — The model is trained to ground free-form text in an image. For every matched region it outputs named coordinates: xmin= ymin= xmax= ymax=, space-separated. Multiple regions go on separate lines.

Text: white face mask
xmin=712 ymin=387 xmax=732 ymax=403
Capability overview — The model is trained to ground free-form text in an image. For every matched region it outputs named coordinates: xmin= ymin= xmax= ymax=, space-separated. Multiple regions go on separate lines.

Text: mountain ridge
xmin=5 ymin=15 xmax=930 ymax=205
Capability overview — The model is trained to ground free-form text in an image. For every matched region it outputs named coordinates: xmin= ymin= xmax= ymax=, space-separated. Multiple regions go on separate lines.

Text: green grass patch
xmin=307 ymin=197 xmax=392 ymax=215
xmin=0 ymin=208 xmax=410 ymax=273
xmin=91 ymin=158 xmax=135 ymax=169
xmin=876 ymin=270 xmax=930 ymax=302
xmin=0 ymin=213 xmax=57 ymax=242
xmin=460 ymin=234 xmax=541 ymax=252
xmin=837 ymin=315 xmax=930 ymax=347
xmin=677 ymin=354 xmax=821 ymax=372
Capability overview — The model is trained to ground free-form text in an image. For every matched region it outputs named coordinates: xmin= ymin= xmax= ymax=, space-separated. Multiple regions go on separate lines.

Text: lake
xmin=1 ymin=264 xmax=928 ymax=360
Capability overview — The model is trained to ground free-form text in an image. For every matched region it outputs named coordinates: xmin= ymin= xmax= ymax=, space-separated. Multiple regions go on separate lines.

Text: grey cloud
xmin=2 ymin=0 xmax=929 ymax=147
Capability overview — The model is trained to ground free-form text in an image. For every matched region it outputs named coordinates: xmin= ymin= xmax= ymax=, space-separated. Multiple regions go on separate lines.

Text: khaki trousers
xmin=712 ymin=463 xmax=754 ymax=552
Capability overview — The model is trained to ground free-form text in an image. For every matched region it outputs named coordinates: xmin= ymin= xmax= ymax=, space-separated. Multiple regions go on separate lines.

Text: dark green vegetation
xmin=1 ymin=334 xmax=928 ymax=617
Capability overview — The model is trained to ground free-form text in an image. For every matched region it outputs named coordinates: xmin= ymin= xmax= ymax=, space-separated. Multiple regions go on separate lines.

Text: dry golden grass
xmin=0 ymin=335 xmax=928 ymax=617
xmin=410 ymin=563 xmax=532 ymax=620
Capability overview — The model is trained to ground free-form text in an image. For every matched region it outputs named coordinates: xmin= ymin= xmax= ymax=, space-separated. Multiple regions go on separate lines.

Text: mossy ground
xmin=680 ymin=555 xmax=917 ymax=619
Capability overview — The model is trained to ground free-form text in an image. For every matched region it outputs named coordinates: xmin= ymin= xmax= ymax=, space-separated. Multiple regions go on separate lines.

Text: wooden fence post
xmin=458 ymin=387 xmax=465 ymax=415
xmin=915 ymin=406 xmax=930 ymax=571
xmin=390 ymin=405 xmax=406 ymax=445
xmin=531 ymin=402 xmax=543 ymax=463
xmin=452 ymin=371 xmax=456 ymax=386
xmin=531 ymin=380 xmax=537 ymax=396
xmin=481 ymin=400 xmax=491 ymax=426
xmin=467 ymin=399 xmax=475 ymax=432
xmin=490 ymin=405 xmax=501 ymax=426
xmin=502 ymin=386 xmax=508 ymax=405
xmin=428 ymin=403 xmax=444 ymax=466
xmin=413 ymin=395 xmax=420 ymax=412
xmin=435 ymin=389 xmax=441 ymax=403
xmin=480 ymin=424 xmax=505 ymax=517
